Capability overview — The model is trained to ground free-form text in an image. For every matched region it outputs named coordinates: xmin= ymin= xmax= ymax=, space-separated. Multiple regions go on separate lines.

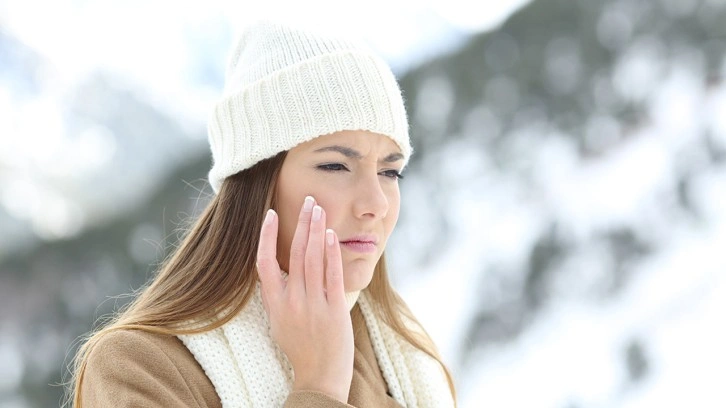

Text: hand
xmin=256 ymin=196 xmax=354 ymax=403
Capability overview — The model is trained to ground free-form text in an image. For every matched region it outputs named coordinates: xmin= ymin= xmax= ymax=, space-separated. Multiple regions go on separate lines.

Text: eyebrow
xmin=313 ymin=145 xmax=404 ymax=163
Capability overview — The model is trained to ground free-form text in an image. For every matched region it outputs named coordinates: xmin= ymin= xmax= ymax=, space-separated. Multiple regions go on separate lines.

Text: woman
xmin=67 ymin=20 xmax=456 ymax=408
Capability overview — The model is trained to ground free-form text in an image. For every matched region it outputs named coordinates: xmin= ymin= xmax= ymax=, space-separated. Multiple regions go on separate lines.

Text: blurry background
xmin=1 ymin=0 xmax=725 ymax=406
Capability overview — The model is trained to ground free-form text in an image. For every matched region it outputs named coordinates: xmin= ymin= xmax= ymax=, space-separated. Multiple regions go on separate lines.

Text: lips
xmin=339 ymin=234 xmax=378 ymax=253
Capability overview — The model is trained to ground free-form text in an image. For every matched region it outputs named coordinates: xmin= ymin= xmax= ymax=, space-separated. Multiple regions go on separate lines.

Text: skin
xmin=256 ymin=130 xmax=404 ymax=402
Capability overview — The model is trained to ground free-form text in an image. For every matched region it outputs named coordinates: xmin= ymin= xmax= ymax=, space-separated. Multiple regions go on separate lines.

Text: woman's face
xmin=275 ymin=130 xmax=403 ymax=292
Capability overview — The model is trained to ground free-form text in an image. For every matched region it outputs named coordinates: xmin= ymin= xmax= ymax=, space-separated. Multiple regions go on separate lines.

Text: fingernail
xmin=312 ymin=205 xmax=322 ymax=221
xmin=303 ymin=196 xmax=314 ymax=212
xmin=326 ymin=229 xmax=335 ymax=245
xmin=264 ymin=209 xmax=275 ymax=225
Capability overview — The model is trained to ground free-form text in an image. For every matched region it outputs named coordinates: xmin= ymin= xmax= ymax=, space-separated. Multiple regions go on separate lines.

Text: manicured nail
xmin=303 ymin=196 xmax=314 ymax=212
xmin=312 ymin=205 xmax=322 ymax=221
xmin=326 ymin=229 xmax=335 ymax=245
xmin=264 ymin=209 xmax=275 ymax=225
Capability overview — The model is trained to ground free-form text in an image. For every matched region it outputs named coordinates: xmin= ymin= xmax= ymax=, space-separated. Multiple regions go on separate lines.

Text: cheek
xmin=306 ymin=189 xmax=342 ymax=222
xmin=390 ymin=194 xmax=401 ymax=219
xmin=274 ymin=176 xmax=336 ymax=255
xmin=383 ymin=188 xmax=401 ymax=236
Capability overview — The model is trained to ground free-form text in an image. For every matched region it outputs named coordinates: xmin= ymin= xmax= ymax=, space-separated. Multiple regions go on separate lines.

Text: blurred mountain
xmin=0 ymin=27 xmax=212 ymax=407
xmin=0 ymin=25 xmax=208 ymax=259
xmin=0 ymin=153 xmax=211 ymax=407
xmin=393 ymin=0 xmax=726 ymax=405
xmin=2 ymin=0 xmax=726 ymax=406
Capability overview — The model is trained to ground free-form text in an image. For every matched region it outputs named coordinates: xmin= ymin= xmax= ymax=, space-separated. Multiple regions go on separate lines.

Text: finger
xmin=288 ymin=196 xmax=315 ymax=294
xmin=257 ymin=209 xmax=283 ymax=301
xmin=304 ymin=205 xmax=326 ymax=297
xmin=324 ymin=228 xmax=345 ymax=306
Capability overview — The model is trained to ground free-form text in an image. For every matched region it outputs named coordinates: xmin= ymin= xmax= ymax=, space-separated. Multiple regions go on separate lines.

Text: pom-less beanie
xmin=207 ymin=21 xmax=412 ymax=193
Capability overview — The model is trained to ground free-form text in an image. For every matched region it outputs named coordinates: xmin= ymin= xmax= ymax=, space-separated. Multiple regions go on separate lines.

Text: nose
xmin=353 ymin=172 xmax=389 ymax=220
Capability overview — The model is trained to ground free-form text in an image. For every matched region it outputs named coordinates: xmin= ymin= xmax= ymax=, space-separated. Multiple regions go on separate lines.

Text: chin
xmin=342 ymin=260 xmax=376 ymax=292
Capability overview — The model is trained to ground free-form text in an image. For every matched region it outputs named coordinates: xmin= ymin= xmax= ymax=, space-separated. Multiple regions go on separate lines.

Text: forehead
xmin=295 ymin=130 xmax=402 ymax=154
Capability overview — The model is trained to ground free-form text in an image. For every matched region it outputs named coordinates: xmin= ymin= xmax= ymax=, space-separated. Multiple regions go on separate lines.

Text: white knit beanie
xmin=207 ymin=21 xmax=412 ymax=193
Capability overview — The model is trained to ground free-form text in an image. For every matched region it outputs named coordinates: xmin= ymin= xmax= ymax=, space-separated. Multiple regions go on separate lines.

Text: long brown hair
xmin=66 ymin=151 xmax=456 ymax=407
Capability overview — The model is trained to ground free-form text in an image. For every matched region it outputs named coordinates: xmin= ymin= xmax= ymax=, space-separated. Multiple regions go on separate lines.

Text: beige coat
xmin=81 ymin=306 xmax=401 ymax=407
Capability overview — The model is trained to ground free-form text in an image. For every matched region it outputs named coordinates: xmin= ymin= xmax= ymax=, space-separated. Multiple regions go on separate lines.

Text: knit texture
xmin=178 ymin=286 xmax=454 ymax=408
xmin=207 ymin=21 xmax=411 ymax=193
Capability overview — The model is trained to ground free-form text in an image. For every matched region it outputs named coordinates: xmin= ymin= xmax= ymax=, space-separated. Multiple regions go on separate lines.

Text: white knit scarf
xmin=178 ymin=286 xmax=454 ymax=408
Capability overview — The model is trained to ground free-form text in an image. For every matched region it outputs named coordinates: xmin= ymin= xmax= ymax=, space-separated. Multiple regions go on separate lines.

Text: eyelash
xmin=317 ymin=164 xmax=404 ymax=180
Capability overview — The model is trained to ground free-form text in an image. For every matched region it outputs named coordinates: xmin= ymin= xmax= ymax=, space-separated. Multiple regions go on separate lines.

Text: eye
xmin=380 ymin=169 xmax=404 ymax=180
xmin=317 ymin=163 xmax=349 ymax=172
